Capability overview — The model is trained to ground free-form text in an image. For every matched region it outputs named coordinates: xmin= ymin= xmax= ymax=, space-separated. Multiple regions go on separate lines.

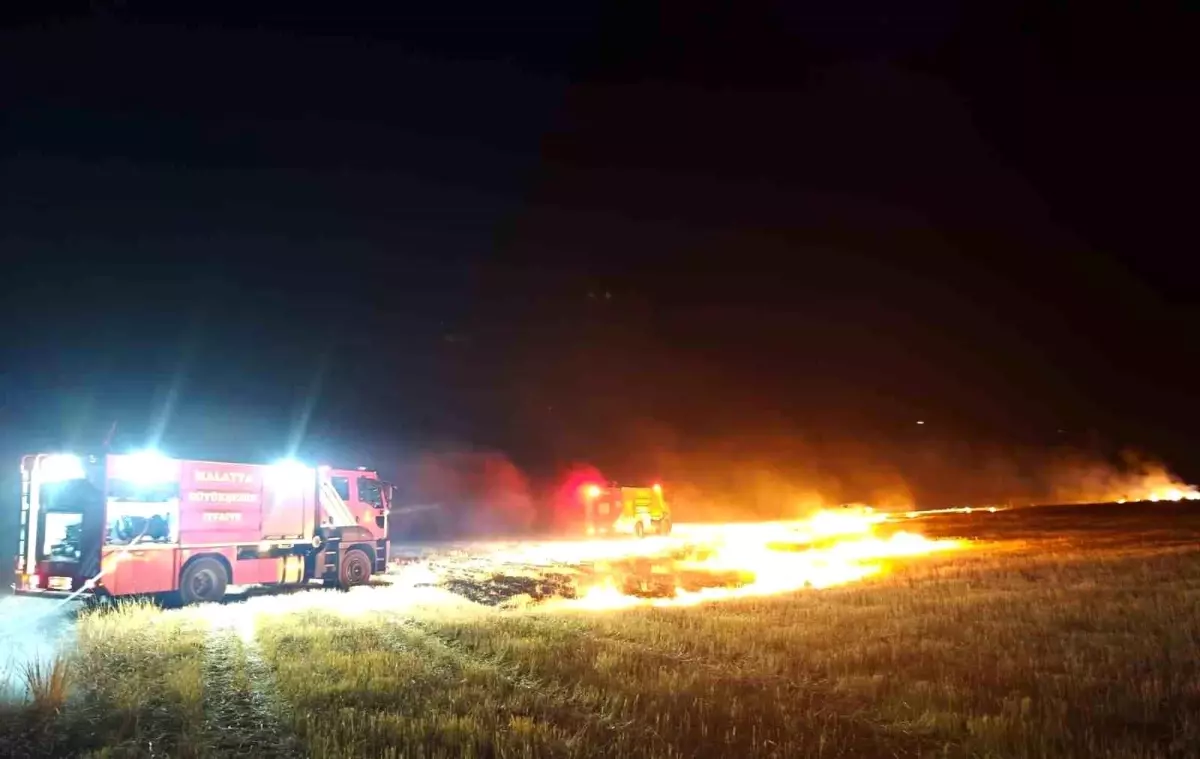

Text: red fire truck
xmin=13 ymin=451 xmax=392 ymax=605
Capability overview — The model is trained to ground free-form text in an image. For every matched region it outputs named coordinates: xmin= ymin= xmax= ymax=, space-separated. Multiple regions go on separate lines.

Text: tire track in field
xmin=399 ymin=615 xmax=816 ymax=758
xmin=201 ymin=624 xmax=304 ymax=757
xmin=250 ymin=611 xmax=614 ymax=758
xmin=374 ymin=617 xmax=635 ymax=756
xmin=409 ymin=613 xmax=937 ymax=759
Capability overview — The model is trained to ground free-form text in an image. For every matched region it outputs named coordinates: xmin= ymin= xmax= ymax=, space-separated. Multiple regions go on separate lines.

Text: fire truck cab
xmin=14 ymin=452 xmax=393 ymax=605
xmin=583 ymin=482 xmax=672 ymax=538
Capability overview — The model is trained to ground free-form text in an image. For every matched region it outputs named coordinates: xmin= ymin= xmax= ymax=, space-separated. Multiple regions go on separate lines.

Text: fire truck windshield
xmin=358 ymin=477 xmax=384 ymax=508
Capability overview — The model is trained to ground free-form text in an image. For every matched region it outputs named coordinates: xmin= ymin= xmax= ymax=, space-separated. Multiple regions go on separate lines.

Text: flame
xmin=904 ymin=505 xmax=1005 ymax=518
xmin=1117 ymin=485 xmax=1200 ymax=503
xmin=1059 ymin=463 xmax=1200 ymax=505
xmin=549 ymin=507 xmax=965 ymax=610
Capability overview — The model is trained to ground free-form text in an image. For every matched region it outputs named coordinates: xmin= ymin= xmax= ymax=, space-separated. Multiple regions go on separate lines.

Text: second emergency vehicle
xmin=583 ymin=482 xmax=672 ymax=537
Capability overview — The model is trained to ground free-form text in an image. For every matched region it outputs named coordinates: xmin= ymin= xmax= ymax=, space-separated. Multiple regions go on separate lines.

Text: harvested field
xmin=2 ymin=503 xmax=1199 ymax=758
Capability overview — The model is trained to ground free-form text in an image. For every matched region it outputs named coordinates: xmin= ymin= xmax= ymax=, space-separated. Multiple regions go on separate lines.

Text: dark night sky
xmin=1 ymin=2 xmax=1197 ymax=487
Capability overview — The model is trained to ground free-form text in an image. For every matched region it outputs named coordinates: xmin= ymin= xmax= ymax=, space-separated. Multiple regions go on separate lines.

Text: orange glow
xmin=1059 ymin=463 xmax=1200 ymax=505
xmin=1109 ymin=483 xmax=1200 ymax=504
xmin=904 ymin=505 xmax=1007 ymax=518
xmin=585 ymin=485 xmax=602 ymax=499
xmin=530 ymin=507 xmax=967 ymax=610
xmin=652 ymin=483 xmax=662 ymax=493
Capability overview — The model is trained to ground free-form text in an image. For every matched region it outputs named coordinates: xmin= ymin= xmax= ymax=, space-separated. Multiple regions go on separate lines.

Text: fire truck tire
xmin=179 ymin=557 xmax=228 ymax=605
xmin=658 ymin=518 xmax=673 ymax=536
xmin=337 ymin=548 xmax=372 ymax=588
xmin=634 ymin=521 xmax=645 ymax=539
xmin=83 ymin=593 xmax=112 ymax=611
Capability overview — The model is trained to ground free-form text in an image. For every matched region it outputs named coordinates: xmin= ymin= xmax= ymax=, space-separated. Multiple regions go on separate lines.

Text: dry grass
xmin=2 ymin=504 xmax=1199 ymax=758
xmin=76 ymin=601 xmax=210 ymax=757
xmin=23 ymin=654 xmax=71 ymax=715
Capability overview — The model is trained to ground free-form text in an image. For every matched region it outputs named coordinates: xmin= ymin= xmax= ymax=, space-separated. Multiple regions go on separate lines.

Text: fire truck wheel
xmin=634 ymin=521 xmax=645 ymax=539
xmin=658 ymin=518 xmax=673 ymax=536
xmin=179 ymin=558 xmax=228 ymax=605
xmin=83 ymin=593 xmax=112 ymax=611
xmin=338 ymin=549 xmax=372 ymax=588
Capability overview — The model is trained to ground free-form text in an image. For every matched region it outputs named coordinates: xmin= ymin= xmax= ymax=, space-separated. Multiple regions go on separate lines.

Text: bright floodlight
xmin=40 ymin=453 xmax=86 ymax=483
xmin=269 ymin=458 xmax=314 ymax=487
xmin=126 ymin=450 xmax=177 ymax=483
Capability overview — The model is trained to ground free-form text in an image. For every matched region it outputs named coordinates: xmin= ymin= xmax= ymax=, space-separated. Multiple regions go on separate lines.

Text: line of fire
xmin=22 ymin=445 xmax=1200 ymax=610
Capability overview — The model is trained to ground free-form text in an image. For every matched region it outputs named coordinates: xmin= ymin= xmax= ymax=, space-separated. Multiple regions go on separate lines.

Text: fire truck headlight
xmin=126 ymin=450 xmax=177 ymax=483
xmin=41 ymin=454 xmax=86 ymax=482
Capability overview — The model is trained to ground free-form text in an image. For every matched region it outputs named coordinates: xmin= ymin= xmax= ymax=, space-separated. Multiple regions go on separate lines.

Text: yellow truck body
xmin=583 ymin=484 xmax=672 ymax=537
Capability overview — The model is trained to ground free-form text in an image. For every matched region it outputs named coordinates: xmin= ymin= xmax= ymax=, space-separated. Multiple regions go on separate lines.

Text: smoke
xmin=390 ymin=450 xmax=536 ymax=539
xmin=585 ymin=430 xmax=920 ymax=521
xmin=385 ymin=434 xmax=1195 ymax=539
xmin=547 ymin=462 xmax=606 ymax=531
xmin=575 ymin=426 xmax=1196 ymax=519
xmin=1043 ymin=450 xmax=1197 ymax=504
